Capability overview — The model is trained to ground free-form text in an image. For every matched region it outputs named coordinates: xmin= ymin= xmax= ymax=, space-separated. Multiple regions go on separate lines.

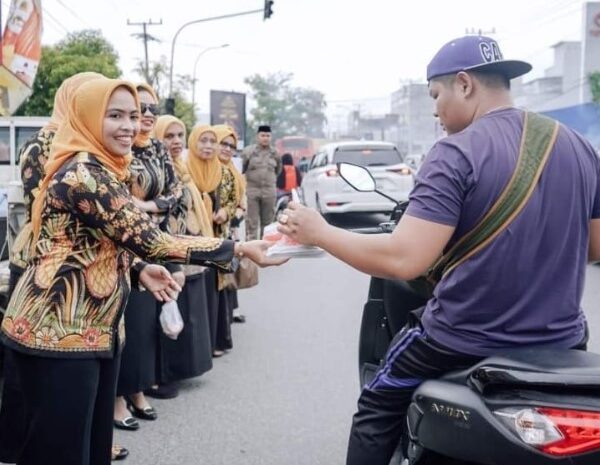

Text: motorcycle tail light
xmin=495 ymin=407 xmax=600 ymax=456
xmin=326 ymin=168 xmax=338 ymax=177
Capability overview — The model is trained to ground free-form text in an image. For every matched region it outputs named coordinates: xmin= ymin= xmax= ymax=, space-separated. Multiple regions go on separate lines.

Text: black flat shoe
xmin=113 ymin=417 xmax=139 ymax=431
xmin=144 ymin=383 xmax=179 ymax=399
xmin=127 ymin=401 xmax=157 ymax=421
xmin=233 ymin=314 xmax=246 ymax=323
xmin=112 ymin=445 xmax=129 ymax=461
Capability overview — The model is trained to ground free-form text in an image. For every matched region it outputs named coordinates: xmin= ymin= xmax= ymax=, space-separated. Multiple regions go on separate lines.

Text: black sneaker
xmin=232 ymin=314 xmax=246 ymax=323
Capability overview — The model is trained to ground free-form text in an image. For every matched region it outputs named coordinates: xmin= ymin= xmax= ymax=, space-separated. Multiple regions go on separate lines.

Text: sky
xmin=6 ymin=0 xmax=595 ymax=124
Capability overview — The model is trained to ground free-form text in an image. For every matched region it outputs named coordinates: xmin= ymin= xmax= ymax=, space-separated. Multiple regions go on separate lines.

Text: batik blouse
xmin=214 ymin=166 xmax=238 ymax=240
xmin=10 ymin=129 xmax=54 ymax=270
xmin=128 ymin=139 xmax=183 ymax=233
xmin=1 ymin=152 xmax=235 ymax=358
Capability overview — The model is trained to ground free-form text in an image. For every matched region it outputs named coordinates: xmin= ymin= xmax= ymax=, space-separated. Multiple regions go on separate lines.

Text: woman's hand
xmin=139 ymin=264 xmax=182 ymax=302
xmin=277 ymin=202 xmax=330 ymax=246
xmin=171 ymin=271 xmax=186 ymax=289
xmin=235 ymin=241 xmax=288 ymax=267
xmin=213 ymin=208 xmax=229 ymax=225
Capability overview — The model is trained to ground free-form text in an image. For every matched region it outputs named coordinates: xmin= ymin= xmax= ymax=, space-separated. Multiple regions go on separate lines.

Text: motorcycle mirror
xmin=337 ymin=162 xmax=376 ymax=192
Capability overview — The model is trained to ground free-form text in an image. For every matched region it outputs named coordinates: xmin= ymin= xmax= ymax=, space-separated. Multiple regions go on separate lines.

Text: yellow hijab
xmin=32 ymin=79 xmax=138 ymax=242
xmin=134 ymin=82 xmax=159 ymax=148
xmin=155 ymin=116 xmax=213 ymax=237
xmin=213 ymin=124 xmax=246 ymax=202
xmin=44 ymin=72 xmax=106 ymax=133
xmin=187 ymin=125 xmax=222 ymax=216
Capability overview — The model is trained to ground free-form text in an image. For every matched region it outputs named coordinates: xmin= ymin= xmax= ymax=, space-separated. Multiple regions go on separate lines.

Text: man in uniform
xmin=242 ymin=125 xmax=282 ymax=240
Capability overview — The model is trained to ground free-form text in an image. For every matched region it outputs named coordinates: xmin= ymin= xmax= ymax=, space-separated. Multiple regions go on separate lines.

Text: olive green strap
xmin=427 ymin=112 xmax=559 ymax=285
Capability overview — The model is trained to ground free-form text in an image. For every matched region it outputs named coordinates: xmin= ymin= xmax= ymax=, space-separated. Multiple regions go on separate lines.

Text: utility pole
xmin=127 ymin=19 xmax=163 ymax=84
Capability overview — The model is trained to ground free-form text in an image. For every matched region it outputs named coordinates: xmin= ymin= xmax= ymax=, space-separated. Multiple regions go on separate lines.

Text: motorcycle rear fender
xmin=408 ymin=380 xmax=600 ymax=465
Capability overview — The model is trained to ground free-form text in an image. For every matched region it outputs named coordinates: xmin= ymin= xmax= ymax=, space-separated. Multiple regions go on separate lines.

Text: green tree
xmin=17 ymin=30 xmax=121 ymax=116
xmin=244 ymin=72 xmax=327 ymax=140
xmin=590 ymin=72 xmax=600 ymax=104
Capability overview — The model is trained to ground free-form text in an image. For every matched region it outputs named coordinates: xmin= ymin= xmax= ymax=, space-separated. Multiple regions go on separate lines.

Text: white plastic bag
xmin=159 ymin=300 xmax=184 ymax=340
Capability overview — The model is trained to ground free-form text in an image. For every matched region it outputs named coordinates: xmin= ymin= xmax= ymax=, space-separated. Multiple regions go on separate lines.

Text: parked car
xmin=300 ymin=141 xmax=414 ymax=215
xmin=405 ymin=153 xmax=426 ymax=172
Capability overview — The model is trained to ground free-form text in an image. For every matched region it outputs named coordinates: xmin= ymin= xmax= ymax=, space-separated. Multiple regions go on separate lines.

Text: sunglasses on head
xmin=220 ymin=141 xmax=236 ymax=150
xmin=140 ymin=103 xmax=159 ymax=115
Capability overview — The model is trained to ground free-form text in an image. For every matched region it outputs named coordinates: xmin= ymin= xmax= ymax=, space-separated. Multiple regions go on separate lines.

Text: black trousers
xmin=346 ymin=313 xmax=481 ymax=465
xmin=13 ymin=348 xmax=121 ymax=465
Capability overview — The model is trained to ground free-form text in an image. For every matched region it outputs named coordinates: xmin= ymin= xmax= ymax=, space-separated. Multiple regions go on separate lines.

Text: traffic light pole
xmin=166 ymin=8 xmax=264 ymax=114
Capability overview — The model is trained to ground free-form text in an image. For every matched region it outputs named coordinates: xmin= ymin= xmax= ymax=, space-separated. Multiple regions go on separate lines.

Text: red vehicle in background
xmin=275 ymin=136 xmax=314 ymax=165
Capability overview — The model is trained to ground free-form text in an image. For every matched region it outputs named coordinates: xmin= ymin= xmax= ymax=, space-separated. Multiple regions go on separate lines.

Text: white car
xmin=300 ymin=141 xmax=414 ymax=215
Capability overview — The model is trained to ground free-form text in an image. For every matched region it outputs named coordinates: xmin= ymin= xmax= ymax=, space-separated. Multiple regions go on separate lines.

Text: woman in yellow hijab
xmin=187 ymin=125 xmax=239 ymax=356
xmin=0 ymin=70 xmax=111 ymax=463
xmin=213 ymin=124 xmax=249 ymax=324
xmin=1 ymin=78 xmax=282 ymax=465
xmin=115 ymin=82 xmax=184 ymax=417
xmin=155 ymin=116 xmax=212 ymax=237
xmin=153 ymin=115 xmax=215 ymax=390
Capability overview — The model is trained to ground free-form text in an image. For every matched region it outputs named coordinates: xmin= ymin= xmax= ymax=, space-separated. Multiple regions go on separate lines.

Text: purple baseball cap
xmin=427 ymin=35 xmax=532 ymax=81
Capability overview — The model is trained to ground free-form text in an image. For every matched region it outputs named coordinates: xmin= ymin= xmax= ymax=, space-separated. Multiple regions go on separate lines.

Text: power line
xmin=42 ymin=6 xmax=71 ymax=35
xmin=54 ymin=0 xmax=89 ymax=27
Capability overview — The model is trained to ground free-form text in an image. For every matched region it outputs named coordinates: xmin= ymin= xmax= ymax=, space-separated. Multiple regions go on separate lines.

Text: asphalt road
xmin=115 ymin=213 xmax=600 ymax=465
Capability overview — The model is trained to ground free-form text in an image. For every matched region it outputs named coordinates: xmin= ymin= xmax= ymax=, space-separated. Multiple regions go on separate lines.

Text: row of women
xmin=0 ymin=72 xmax=283 ymax=465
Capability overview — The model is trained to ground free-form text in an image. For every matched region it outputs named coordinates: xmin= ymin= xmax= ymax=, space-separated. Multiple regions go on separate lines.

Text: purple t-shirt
xmin=406 ymin=108 xmax=600 ymax=356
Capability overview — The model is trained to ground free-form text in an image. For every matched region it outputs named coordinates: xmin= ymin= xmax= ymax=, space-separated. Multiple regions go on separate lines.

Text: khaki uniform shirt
xmin=242 ymin=144 xmax=281 ymax=196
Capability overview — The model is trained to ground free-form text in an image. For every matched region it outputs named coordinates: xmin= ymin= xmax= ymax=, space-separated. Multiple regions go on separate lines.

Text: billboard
xmin=210 ymin=90 xmax=246 ymax=147
xmin=0 ymin=0 xmax=43 ymax=115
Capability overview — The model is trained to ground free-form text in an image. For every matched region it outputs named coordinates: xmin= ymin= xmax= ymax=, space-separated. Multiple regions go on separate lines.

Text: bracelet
xmin=236 ymin=242 xmax=245 ymax=258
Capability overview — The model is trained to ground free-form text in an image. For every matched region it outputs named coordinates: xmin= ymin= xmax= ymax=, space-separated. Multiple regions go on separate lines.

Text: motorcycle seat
xmin=440 ymin=348 xmax=600 ymax=393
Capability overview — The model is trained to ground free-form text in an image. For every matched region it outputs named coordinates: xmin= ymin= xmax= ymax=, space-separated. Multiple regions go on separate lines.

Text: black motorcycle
xmin=337 ymin=162 xmax=600 ymax=465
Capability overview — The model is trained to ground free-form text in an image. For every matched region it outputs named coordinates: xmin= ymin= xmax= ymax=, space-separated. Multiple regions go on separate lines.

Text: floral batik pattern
xmin=10 ymin=129 xmax=55 ymax=270
xmin=1 ymin=152 xmax=234 ymax=357
xmin=128 ymin=139 xmax=183 ymax=234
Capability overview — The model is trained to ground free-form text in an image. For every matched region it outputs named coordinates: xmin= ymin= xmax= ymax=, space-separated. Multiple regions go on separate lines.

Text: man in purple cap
xmin=277 ymin=35 xmax=600 ymax=464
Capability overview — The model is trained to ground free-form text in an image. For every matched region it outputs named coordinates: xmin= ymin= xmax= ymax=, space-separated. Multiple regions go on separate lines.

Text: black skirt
xmin=225 ymin=288 xmax=239 ymax=320
xmin=158 ymin=272 xmax=213 ymax=383
xmin=117 ymin=288 xmax=157 ymax=396
xmin=216 ymin=289 xmax=233 ymax=351
xmin=204 ymin=269 xmax=219 ymax=352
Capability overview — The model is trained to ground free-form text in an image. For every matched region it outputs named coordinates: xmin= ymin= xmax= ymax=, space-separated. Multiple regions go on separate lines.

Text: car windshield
xmin=333 ymin=147 xmax=403 ymax=167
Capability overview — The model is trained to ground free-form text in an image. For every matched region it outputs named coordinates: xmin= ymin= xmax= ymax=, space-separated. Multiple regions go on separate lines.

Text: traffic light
xmin=263 ymin=0 xmax=274 ymax=20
